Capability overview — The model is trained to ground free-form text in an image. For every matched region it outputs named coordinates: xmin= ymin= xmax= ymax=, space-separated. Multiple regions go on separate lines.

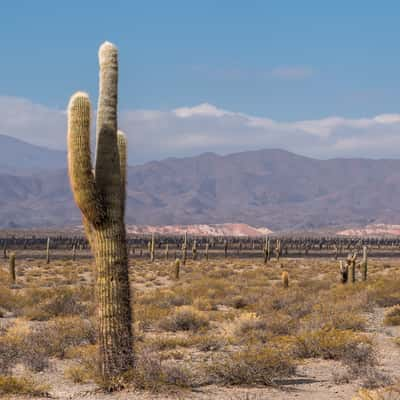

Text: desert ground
xmin=1 ymin=247 xmax=400 ymax=399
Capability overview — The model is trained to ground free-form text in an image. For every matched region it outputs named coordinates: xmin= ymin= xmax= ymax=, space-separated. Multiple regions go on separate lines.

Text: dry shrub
xmin=196 ymin=334 xmax=227 ymax=352
xmin=65 ymin=343 xmax=99 ymax=381
xmin=23 ymin=287 xmax=88 ymax=320
xmin=159 ymin=306 xmax=209 ymax=332
xmin=209 ymin=345 xmax=296 ymax=385
xmin=301 ymin=304 xmax=366 ymax=332
xmin=353 ymin=386 xmax=400 ymax=400
xmin=367 ymin=278 xmax=400 ymax=307
xmin=128 ymin=347 xmax=194 ymax=391
xmin=295 ymin=327 xmax=373 ymax=362
xmin=146 ymin=335 xmax=197 ymax=351
xmin=135 ymin=303 xmax=170 ymax=331
xmin=266 ymin=288 xmax=314 ymax=320
xmin=64 ymin=364 xmax=93 ymax=383
xmin=384 ymin=305 xmax=400 ymax=326
xmin=0 ymin=375 xmax=49 ymax=396
xmin=229 ymin=295 xmax=249 ymax=309
xmin=232 ymin=312 xmax=267 ymax=337
xmin=0 ymin=316 xmax=95 ymax=372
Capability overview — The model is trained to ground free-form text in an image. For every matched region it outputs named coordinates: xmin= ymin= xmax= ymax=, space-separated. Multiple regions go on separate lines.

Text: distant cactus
xmin=67 ymin=42 xmax=133 ymax=382
xmin=347 ymin=252 xmax=357 ymax=283
xmin=46 ymin=237 xmax=50 ymax=264
xmin=175 ymin=258 xmax=181 ymax=280
xmin=205 ymin=242 xmax=209 ymax=261
xmin=150 ymin=233 xmax=155 ymax=262
xmin=9 ymin=252 xmax=16 ymax=285
xmin=275 ymin=239 xmax=281 ymax=262
xmin=263 ymin=237 xmax=269 ymax=264
xmin=361 ymin=246 xmax=368 ymax=281
xmin=224 ymin=240 xmax=228 ymax=258
xmin=182 ymin=232 xmax=187 ymax=265
xmin=165 ymin=243 xmax=169 ymax=260
xmin=333 ymin=244 xmax=338 ymax=260
xmin=282 ymin=271 xmax=289 ymax=288
xmin=192 ymin=239 xmax=197 ymax=260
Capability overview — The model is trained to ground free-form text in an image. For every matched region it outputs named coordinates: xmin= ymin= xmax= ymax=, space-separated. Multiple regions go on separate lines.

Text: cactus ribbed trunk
xmin=67 ymin=41 xmax=134 ymax=385
xmin=93 ymin=225 xmax=133 ymax=378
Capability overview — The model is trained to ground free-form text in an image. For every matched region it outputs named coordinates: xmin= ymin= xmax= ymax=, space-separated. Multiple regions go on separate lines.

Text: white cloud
xmin=1 ymin=95 xmax=400 ymax=164
xmin=0 ymin=96 xmax=66 ymax=149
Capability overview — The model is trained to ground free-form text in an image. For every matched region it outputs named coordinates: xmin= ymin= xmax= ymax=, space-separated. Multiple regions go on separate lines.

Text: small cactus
xmin=282 ymin=271 xmax=289 ymax=288
xmin=175 ymin=258 xmax=181 ymax=280
xmin=9 ymin=252 xmax=16 ymax=285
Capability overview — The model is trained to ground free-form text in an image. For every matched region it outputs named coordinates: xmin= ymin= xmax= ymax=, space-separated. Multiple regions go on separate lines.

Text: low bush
xmin=0 ymin=375 xmax=49 ymax=396
xmin=209 ymin=345 xmax=296 ymax=385
xmin=383 ymin=304 xmax=400 ymax=326
xmin=159 ymin=306 xmax=209 ymax=332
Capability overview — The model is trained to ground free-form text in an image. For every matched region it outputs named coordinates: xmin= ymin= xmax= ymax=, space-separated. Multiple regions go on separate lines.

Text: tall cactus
xmin=67 ymin=42 xmax=134 ymax=383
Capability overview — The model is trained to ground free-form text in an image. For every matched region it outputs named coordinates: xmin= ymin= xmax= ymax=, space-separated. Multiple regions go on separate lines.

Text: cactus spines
xmin=46 ymin=237 xmax=50 ymax=264
xmin=339 ymin=260 xmax=348 ymax=284
xmin=282 ymin=271 xmax=289 ymax=288
xmin=362 ymin=246 xmax=368 ymax=281
xmin=175 ymin=258 xmax=181 ymax=280
xmin=9 ymin=252 xmax=16 ymax=285
xmin=67 ymin=42 xmax=134 ymax=383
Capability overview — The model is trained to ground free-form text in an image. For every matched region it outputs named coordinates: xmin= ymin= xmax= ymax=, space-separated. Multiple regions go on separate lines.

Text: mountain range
xmin=1 ymin=134 xmax=400 ymax=231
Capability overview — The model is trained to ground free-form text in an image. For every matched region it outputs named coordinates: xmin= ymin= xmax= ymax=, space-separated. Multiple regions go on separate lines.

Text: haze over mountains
xmin=1 ymin=134 xmax=400 ymax=231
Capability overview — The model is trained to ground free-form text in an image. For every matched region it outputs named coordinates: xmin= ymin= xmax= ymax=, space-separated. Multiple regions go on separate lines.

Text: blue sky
xmin=1 ymin=1 xmax=400 ymax=162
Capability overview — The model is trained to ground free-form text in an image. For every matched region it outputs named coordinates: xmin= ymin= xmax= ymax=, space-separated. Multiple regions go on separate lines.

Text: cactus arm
xmin=95 ymin=42 xmax=121 ymax=218
xmin=67 ymin=92 xmax=104 ymax=225
xmin=117 ymin=130 xmax=127 ymax=218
